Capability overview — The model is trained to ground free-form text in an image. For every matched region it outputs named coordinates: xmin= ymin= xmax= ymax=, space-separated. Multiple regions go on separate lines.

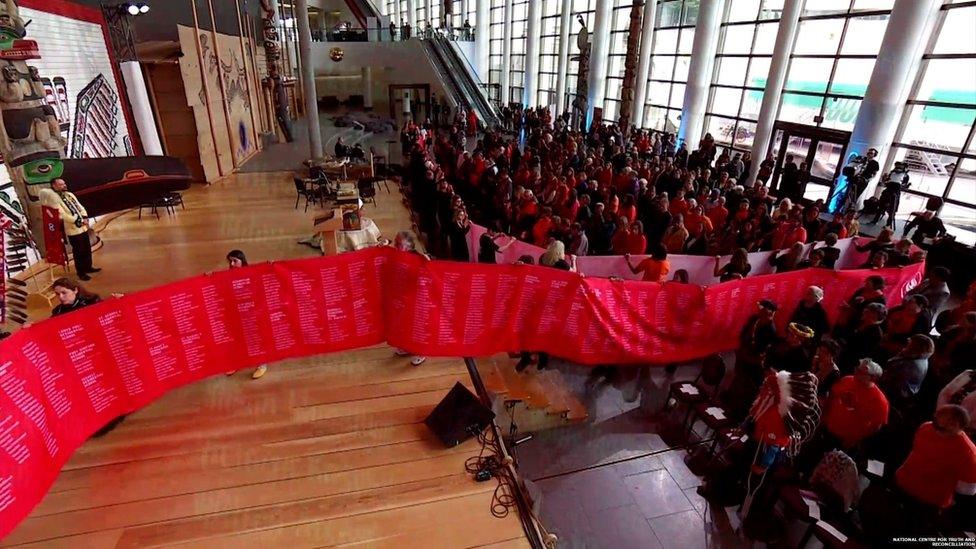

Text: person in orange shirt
xmin=625 ymin=245 xmax=670 ymax=282
xmin=685 ymin=203 xmax=714 ymax=239
xmin=896 ymin=405 xmax=976 ymax=510
xmin=662 ymin=214 xmax=689 ymax=254
xmin=706 ymin=196 xmax=729 ymax=229
xmin=822 ymin=359 xmax=889 ymax=449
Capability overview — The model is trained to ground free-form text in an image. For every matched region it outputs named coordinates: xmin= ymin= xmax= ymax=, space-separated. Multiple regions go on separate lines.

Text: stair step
xmin=481 ymin=362 xmax=509 ymax=396
xmin=493 ymin=357 xmax=550 ymax=409
xmin=537 ymin=370 xmax=588 ymax=422
xmin=534 ymin=370 xmax=571 ymax=416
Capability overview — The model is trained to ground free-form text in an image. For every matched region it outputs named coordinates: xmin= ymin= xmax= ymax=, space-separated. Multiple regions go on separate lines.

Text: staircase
xmin=421 ymin=36 xmax=502 ymax=129
xmin=479 ymin=354 xmax=588 ymax=434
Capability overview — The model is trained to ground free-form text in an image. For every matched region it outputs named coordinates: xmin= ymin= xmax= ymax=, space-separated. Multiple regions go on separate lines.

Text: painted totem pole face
xmin=0 ymin=0 xmax=27 ymax=51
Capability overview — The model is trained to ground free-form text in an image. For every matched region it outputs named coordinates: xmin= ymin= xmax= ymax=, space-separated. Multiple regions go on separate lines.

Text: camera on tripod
xmin=842 ymin=154 xmax=869 ymax=179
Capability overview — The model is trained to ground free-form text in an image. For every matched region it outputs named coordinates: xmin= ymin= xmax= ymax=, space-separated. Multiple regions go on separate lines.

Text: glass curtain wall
xmin=488 ymin=0 xmax=506 ymax=102
xmin=779 ymin=0 xmax=894 ymax=131
xmin=603 ymin=0 xmax=636 ymax=123
xmin=704 ymin=0 xmax=783 ymax=153
xmin=887 ymin=1 xmax=976 ymax=244
xmin=642 ymin=0 xmax=699 ymax=134
xmin=538 ymin=0 xmax=562 ymax=108
xmin=508 ymin=0 xmax=529 ymax=105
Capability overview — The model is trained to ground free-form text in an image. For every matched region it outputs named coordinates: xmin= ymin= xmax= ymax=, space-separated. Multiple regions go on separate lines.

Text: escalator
xmin=422 ymin=36 xmax=501 ymax=129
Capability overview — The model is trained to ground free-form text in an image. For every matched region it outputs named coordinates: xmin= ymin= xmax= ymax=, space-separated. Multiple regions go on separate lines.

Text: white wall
xmin=309 ymin=40 xmax=456 ymax=114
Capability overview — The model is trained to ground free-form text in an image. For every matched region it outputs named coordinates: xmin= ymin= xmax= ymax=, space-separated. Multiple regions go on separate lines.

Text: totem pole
xmin=570 ymin=16 xmax=590 ymax=132
xmin=617 ymin=1 xmax=643 ymax=138
xmin=0 ymin=0 xmax=67 ymax=255
xmin=259 ymin=0 xmax=294 ymax=142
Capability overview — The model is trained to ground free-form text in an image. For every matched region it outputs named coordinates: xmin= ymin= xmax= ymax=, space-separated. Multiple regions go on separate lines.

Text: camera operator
xmin=871 ymin=161 xmax=911 ymax=228
xmin=841 ymin=148 xmax=880 ymax=210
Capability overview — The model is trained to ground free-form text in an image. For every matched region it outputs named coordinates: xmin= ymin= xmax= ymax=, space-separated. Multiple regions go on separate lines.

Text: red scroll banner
xmin=40 ymin=206 xmax=67 ymax=267
xmin=0 ymin=247 xmax=923 ymax=539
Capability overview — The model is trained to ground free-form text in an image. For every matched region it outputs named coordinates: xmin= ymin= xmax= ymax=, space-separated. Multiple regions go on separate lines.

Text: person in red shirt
xmin=896 ymin=405 xmax=976 ymax=509
xmin=823 ymin=359 xmax=889 ymax=449
xmin=531 ymin=207 xmax=554 ymax=246
xmin=669 ymin=189 xmax=689 ymax=218
xmin=619 ymin=195 xmax=638 ymax=225
xmin=626 ymin=220 xmax=648 ymax=255
xmin=625 ymin=245 xmax=670 ymax=282
xmin=611 ymin=216 xmax=632 ymax=254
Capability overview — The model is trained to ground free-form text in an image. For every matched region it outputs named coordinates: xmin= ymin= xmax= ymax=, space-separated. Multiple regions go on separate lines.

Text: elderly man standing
xmin=42 ymin=178 xmax=100 ymax=280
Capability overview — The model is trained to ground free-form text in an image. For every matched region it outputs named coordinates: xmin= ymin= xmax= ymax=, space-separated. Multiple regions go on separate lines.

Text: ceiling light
xmin=139 ymin=3 xmax=150 ymax=13
xmin=126 ymin=3 xmax=140 ymax=15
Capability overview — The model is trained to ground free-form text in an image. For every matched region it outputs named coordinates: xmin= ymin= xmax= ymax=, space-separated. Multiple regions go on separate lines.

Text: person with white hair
xmin=790 ymin=286 xmax=830 ymax=342
xmin=822 ymin=358 xmax=890 ymax=450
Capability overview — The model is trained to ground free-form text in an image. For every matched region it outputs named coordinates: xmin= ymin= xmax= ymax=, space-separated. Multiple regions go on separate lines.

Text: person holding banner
xmin=225 ymin=250 xmax=268 ymax=379
xmin=51 ymin=277 xmax=101 ymax=316
xmin=392 ymin=231 xmax=429 ymax=366
xmin=42 ymin=178 xmax=99 ymax=281
xmin=625 ymin=245 xmax=669 ymax=283
xmin=516 ymin=241 xmax=574 ymax=373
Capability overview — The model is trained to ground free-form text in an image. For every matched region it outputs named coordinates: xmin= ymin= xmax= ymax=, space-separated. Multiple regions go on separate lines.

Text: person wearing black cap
xmin=722 ymin=299 xmax=779 ymax=419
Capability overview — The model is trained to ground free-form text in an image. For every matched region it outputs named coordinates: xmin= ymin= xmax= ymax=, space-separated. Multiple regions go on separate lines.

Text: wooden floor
xmin=2 ymin=170 xmax=529 ymax=548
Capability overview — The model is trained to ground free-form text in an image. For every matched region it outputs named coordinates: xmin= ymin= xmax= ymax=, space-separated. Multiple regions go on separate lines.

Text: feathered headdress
xmin=749 ymin=370 xmax=821 ymax=456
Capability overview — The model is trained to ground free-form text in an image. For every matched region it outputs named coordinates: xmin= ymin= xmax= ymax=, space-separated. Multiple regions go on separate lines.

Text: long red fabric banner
xmin=0 ymin=247 xmax=923 ymax=537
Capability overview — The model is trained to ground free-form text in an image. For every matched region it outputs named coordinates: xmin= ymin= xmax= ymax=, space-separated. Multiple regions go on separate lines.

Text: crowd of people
xmin=397 ymin=108 xmax=974 ymax=540
xmin=403 ymin=107 xmax=942 ymax=286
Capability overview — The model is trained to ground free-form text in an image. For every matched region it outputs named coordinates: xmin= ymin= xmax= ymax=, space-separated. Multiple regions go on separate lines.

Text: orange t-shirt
xmin=636 ymin=258 xmax=670 ymax=282
xmin=669 ymin=198 xmax=689 ymax=217
xmin=707 ymin=206 xmax=729 ymax=229
xmin=896 ymin=422 xmax=976 ymax=508
xmin=824 ymin=376 xmax=889 ymax=448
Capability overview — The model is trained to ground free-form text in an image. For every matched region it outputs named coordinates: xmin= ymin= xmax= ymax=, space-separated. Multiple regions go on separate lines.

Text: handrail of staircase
xmin=428 ymin=36 xmax=500 ymax=127
xmin=464 ymin=357 xmax=549 ymax=549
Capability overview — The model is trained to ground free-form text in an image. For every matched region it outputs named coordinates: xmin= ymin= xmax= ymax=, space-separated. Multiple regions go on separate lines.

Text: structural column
xmin=676 ymin=0 xmax=723 ymax=149
xmin=522 ymin=0 xmax=542 ymax=107
xmin=829 ymin=0 xmax=942 ymax=211
xmin=475 ymin=0 xmax=490 ymax=81
xmin=748 ymin=0 xmax=802 ymax=183
xmin=425 ymin=0 xmax=433 ymax=27
xmin=295 ymin=0 xmax=323 ymax=159
xmin=631 ymin=0 xmax=658 ymax=126
xmin=585 ymin=0 xmax=613 ymax=128
xmin=407 ymin=0 xmax=416 ymax=29
xmin=554 ymin=0 xmax=573 ymax=115
xmin=120 ymin=62 xmax=163 ymax=155
xmin=500 ymin=0 xmax=514 ymax=105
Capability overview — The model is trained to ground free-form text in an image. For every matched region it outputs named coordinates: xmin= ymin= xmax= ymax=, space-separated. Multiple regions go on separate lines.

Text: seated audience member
xmin=790 ymin=286 xmax=830 ymax=341
xmin=769 ymin=242 xmax=805 ymax=273
xmin=714 ymin=248 xmax=752 ymax=282
xmin=938 ymin=370 xmax=976 ymax=435
xmin=811 ymin=338 xmax=843 ymax=399
xmin=906 ymin=266 xmax=951 ymax=320
xmin=838 ymin=302 xmax=887 ymax=373
xmin=822 ymin=359 xmax=889 ymax=450
xmin=765 ymin=322 xmax=814 ymax=373
xmin=625 ymin=245 xmax=670 ymax=283
xmin=895 ymin=405 xmax=976 ymax=512
xmin=880 ymin=334 xmax=935 ymax=410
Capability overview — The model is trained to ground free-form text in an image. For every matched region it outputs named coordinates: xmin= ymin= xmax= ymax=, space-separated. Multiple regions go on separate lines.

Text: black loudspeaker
xmin=424 ymin=382 xmax=495 ymax=447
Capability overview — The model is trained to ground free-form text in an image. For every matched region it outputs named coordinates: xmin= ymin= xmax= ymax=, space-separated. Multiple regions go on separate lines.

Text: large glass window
xmin=641 ymin=0 xmax=699 ymax=134
xmin=778 ymin=1 xmax=894 ymax=131
xmin=508 ymin=0 xmax=529 ymax=104
xmin=888 ymin=2 xmax=976 ymax=244
xmin=538 ymin=0 xmax=563 ymax=108
xmin=489 ymin=0 xmax=505 ymax=97
xmin=704 ymin=0 xmax=783 ymax=152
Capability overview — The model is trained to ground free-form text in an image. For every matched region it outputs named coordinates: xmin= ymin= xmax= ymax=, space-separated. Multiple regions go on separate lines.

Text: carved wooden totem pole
xmin=0 ymin=0 xmax=67 ymax=254
xmin=570 ymin=17 xmax=590 ymax=132
xmin=259 ymin=0 xmax=294 ymax=142
xmin=618 ymin=1 xmax=644 ymax=137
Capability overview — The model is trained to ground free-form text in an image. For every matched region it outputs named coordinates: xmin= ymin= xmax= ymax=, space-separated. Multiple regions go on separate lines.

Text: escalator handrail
xmin=428 ymin=37 xmax=500 ymax=126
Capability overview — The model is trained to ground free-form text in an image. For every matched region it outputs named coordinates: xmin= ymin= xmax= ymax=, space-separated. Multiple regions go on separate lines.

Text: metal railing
xmin=309 ymin=23 xmax=478 ymax=42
